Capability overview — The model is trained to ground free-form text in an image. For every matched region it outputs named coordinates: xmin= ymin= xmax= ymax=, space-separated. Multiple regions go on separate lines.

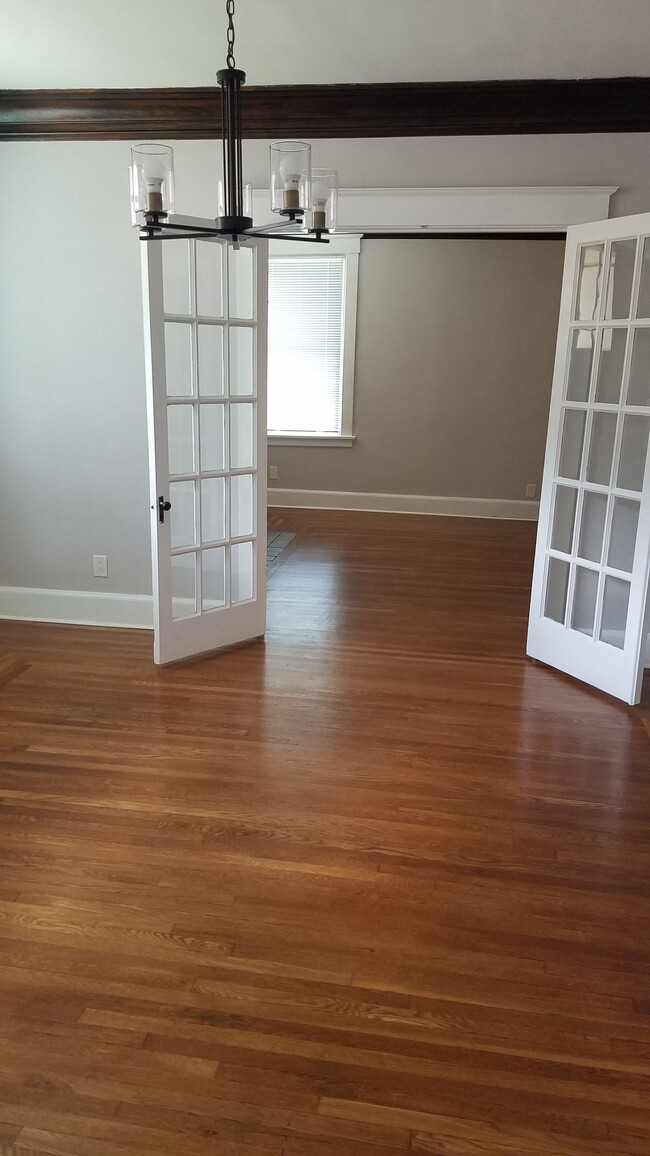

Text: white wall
xmin=0 ymin=141 xmax=151 ymax=596
xmin=1 ymin=134 xmax=649 ymax=611
xmin=7 ymin=1 xmax=650 ymax=88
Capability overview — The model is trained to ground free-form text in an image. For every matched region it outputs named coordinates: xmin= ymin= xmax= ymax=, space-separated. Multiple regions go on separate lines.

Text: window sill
xmin=268 ymin=434 xmax=355 ymax=448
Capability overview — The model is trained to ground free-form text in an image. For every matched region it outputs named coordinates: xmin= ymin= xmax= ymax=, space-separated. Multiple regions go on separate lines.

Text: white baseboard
xmin=0 ymin=495 xmax=536 ymax=629
xmin=0 ymin=586 xmax=153 ymax=629
xmin=268 ymin=488 xmax=540 ymax=520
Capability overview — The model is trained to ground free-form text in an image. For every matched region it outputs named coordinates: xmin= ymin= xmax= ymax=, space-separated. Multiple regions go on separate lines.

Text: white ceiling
xmin=3 ymin=0 xmax=650 ymax=89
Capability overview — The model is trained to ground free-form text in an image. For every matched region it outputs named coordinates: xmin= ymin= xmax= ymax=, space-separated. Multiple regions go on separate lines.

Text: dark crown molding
xmin=2 ymin=78 xmax=650 ymax=141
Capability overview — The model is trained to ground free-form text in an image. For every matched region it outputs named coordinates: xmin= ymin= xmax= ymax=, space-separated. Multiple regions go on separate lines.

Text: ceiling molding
xmin=2 ymin=78 xmax=650 ymax=141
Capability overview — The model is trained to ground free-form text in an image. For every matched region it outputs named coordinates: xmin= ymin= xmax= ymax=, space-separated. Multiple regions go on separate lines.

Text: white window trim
xmin=267 ymin=233 xmax=361 ymax=445
xmin=268 ymin=434 xmax=356 ymax=447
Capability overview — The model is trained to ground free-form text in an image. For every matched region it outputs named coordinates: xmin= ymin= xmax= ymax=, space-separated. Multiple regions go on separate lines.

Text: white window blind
xmin=267 ymin=256 xmax=345 ymax=435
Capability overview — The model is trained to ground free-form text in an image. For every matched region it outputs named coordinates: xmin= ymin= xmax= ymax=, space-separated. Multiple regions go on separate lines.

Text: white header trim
xmin=253 ymin=186 xmax=617 ymax=235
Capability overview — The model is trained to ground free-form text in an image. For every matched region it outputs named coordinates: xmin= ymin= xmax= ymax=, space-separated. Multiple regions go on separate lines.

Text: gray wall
xmin=0 ymin=142 xmax=150 ymax=596
xmin=0 ymin=135 xmax=649 ymax=598
xmin=269 ymin=238 xmax=565 ymax=500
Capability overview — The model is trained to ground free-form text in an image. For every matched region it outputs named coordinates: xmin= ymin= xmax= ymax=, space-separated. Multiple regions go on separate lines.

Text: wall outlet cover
xmin=93 ymin=555 xmax=108 ymax=578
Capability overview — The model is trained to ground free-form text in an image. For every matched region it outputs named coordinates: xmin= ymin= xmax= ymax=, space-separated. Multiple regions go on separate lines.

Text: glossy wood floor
xmin=1 ymin=508 xmax=650 ymax=1156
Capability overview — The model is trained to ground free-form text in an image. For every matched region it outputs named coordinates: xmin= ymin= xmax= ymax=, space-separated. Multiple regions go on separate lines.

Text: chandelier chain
xmin=226 ymin=0 xmax=236 ymax=69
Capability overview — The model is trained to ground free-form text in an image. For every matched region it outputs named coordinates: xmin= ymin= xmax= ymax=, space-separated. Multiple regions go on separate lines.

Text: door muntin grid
xmin=543 ymin=234 xmax=650 ymax=648
xmin=162 ymin=239 xmax=258 ymax=620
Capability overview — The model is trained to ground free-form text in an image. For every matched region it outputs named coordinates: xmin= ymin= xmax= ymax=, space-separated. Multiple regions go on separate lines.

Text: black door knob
xmin=158 ymin=495 xmax=172 ymax=523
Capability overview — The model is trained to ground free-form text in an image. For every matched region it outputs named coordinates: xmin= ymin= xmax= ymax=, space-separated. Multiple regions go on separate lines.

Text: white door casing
xmin=141 ymin=223 xmax=268 ymax=665
xmin=528 ymin=212 xmax=650 ymax=704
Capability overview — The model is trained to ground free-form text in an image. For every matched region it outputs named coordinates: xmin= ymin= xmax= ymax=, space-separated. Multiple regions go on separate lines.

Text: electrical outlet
xmin=93 ymin=554 xmax=108 ymax=578
xmin=269 ymin=465 xmax=278 ymax=480
xmin=526 ymin=483 xmax=536 ymax=499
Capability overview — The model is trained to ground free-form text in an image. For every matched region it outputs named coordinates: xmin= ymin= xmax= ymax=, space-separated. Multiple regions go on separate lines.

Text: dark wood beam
xmin=2 ymin=77 xmax=650 ymax=141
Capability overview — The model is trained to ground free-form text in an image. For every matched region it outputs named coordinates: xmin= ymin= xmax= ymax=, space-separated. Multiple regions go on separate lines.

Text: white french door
xmin=528 ymin=212 xmax=650 ymax=704
xmin=141 ymin=222 xmax=268 ymax=664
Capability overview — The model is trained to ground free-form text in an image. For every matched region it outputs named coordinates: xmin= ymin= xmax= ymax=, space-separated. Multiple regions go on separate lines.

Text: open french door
xmin=141 ymin=222 xmax=268 ymax=664
xmin=528 ymin=212 xmax=650 ymax=704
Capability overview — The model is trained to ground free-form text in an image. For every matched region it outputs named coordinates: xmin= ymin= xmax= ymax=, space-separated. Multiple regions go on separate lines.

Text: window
xmin=267 ymin=235 xmax=360 ymax=446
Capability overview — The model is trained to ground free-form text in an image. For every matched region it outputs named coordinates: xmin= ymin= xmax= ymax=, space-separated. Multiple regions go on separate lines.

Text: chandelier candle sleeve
xmin=130 ymin=144 xmax=175 ymax=225
xmin=310 ymin=169 xmax=338 ymax=231
xmin=270 ymin=141 xmax=312 ymax=215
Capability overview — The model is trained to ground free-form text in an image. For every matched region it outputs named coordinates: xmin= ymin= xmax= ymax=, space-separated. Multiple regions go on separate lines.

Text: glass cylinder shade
xmin=130 ymin=144 xmax=175 ymax=226
xmin=270 ymin=141 xmax=311 ymax=215
xmin=308 ymin=168 xmax=338 ymax=232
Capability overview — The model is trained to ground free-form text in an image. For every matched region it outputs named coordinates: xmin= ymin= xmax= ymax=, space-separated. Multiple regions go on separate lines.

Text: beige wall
xmin=268 ymin=237 xmax=565 ymax=502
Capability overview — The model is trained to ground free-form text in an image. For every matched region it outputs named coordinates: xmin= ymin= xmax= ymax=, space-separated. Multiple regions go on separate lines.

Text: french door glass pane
xmin=599 ymin=575 xmax=631 ymax=649
xmin=162 ymin=241 xmax=192 ymax=316
xmin=164 ymin=323 xmax=193 ymax=396
xmin=575 ymin=244 xmax=604 ymax=322
xmin=202 ymin=547 xmax=227 ymax=610
xmin=626 ymin=327 xmax=650 ymax=407
xmin=229 ymin=328 xmax=255 ymax=396
xmin=605 ymin=239 xmax=637 ymax=320
xmin=585 ymin=411 xmax=617 ymax=486
xmin=200 ymin=477 xmax=226 ymax=544
xmin=550 ymin=485 xmax=578 ymax=553
xmin=197 ymin=325 xmax=225 ymax=397
xmin=231 ymin=540 xmax=254 ymax=603
xmin=595 ymin=328 xmax=627 ymax=404
xmin=231 ymin=473 xmax=254 ymax=538
xmin=199 ymin=404 xmax=226 ymax=473
xmin=566 ymin=329 xmax=595 ymax=402
xmin=196 ymin=243 xmax=223 ymax=318
xmin=544 ymin=556 xmax=570 ymax=624
xmin=571 ymin=566 xmax=599 ymax=637
xmin=616 ymin=414 xmax=650 ymax=492
xmin=577 ymin=490 xmax=608 ymax=564
xmin=169 ymin=480 xmax=196 ymax=549
xmin=608 ymin=497 xmax=640 ymax=573
xmin=558 ymin=409 xmax=586 ymax=479
xmin=171 ymin=552 xmax=197 ymax=619
xmin=230 ymin=403 xmax=255 ymax=469
xmin=167 ymin=405 xmax=195 ymax=476
xmin=229 ymin=246 xmax=254 ymax=320
xmin=636 ymin=238 xmax=650 ymax=319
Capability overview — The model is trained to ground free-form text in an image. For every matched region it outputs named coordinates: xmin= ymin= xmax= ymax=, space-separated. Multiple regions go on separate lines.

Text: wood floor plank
xmin=0 ymin=508 xmax=649 ymax=1153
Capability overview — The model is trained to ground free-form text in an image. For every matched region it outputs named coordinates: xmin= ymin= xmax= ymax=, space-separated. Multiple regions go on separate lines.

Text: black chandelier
xmin=130 ymin=0 xmax=337 ymax=245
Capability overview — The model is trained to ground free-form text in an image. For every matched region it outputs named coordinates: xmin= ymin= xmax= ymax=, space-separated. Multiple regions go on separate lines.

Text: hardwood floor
xmin=0 ymin=507 xmax=649 ymax=1156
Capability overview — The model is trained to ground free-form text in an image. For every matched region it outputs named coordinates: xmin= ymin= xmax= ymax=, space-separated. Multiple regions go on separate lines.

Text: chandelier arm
xmin=244 ymin=219 xmax=305 ymax=234
xmin=141 ymin=219 xmax=222 ymax=236
xmin=245 ymin=218 xmax=330 ymax=242
xmin=243 ymin=229 xmax=330 ymax=244
xmin=140 ymin=233 xmax=224 ymax=242
xmin=140 ymin=229 xmax=329 ymax=244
